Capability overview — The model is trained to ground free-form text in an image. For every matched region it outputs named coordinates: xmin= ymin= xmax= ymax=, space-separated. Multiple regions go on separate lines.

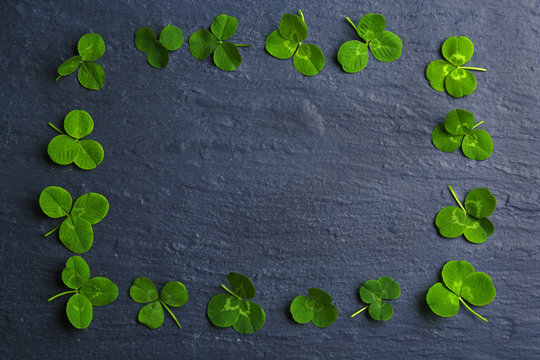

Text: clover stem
xmin=48 ymin=290 xmax=77 ymax=302
xmin=221 ymin=284 xmax=242 ymax=300
xmin=234 ymin=44 xmax=252 ymax=47
xmin=350 ymin=305 xmax=369 ymax=318
xmin=345 ymin=17 xmax=358 ymax=32
xmin=472 ymin=121 xmax=484 ymax=129
xmin=298 ymin=9 xmax=305 ymax=22
xmin=48 ymin=123 xmax=65 ymax=135
xmin=160 ymin=300 xmax=182 ymax=329
xmin=459 ymin=66 xmax=487 ymax=72
xmin=44 ymin=223 xmax=61 ymax=237
xmin=448 ymin=185 xmax=467 ymax=214
xmin=55 ymin=75 xmax=63 ymax=81
xmin=459 ymin=297 xmax=488 ymax=323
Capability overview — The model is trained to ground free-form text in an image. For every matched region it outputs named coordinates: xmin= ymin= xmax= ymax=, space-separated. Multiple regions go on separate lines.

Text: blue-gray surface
xmin=1 ymin=0 xmax=539 ymax=359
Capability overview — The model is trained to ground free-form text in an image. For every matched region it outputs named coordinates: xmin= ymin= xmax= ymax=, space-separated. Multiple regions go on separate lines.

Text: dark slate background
xmin=1 ymin=0 xmax=539 ymax=359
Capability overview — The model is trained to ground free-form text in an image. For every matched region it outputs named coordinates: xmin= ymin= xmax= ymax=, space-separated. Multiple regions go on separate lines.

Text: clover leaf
xmin=47 ymin=110 xmax=104 ymax=170
xmin=351 ymin=276 xmax=400 ymax=321
xmin=39 ymin=186 xmax=109 ymax=253
xmin=265 ymin=9 xmax=325 ymax=76
xmin=427 ymin=260 xmax=495 ymax=322
xmin=57 ymin=33 xmax=106 ymax=90
xmin=129 ymin=277 xmax=188 ymax=330
xmin=426 ymin=36 xmax=486 ymax=97
xmin=206 ymin=272 xmax=265 ymax=334
xmin=48 ymin=256 xmax=118 ymax=329
xmin=435 ymin=185 xmax=497 ymax=244
xmin=290 ymin=288 xmax=338 ymax=328
xmin=135 ymin=25 xmax=184 ymax=69
xmin=432 ymin=109 xmax=493 ymax=160
xmin=189 ymin=14 xmax=251 ymax=71
xmin=337 ymin=14 xmax=402 ymax=73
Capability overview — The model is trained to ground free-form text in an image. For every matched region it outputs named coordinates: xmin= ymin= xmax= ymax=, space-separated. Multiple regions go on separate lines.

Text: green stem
xmin=298 ymin=9 xmax=305 ymax=22
xmin=221 ymin=284 xmax=242 ymax=300
xmin=48 ymin=123 xmax=65 ymax=135
xmin=459 ymin=66 xmax=487 ymax=72
xmin=44 ymin=223 xmax=61 ymax=237
xmin=350 ymin=305 xmax=369 ymax=318
xmin=55 ymin=75 xmax=62 ymax=81
xmin=459 ymin=297 xmax=488 ymax=323
xmin=234 ymin=44 xmax=252 ymax=47
xmin=48 ymin=290 xmax=77 ymax=302
xmin=160 ymin=301 xmax=182 ymax=329
xmin=345 ymin=17 xmax=358 ymax=32
xmin=472 ymin=120 xmax=484 ymax=129
xmin=448 ymin=185 xmax=467 ymax=214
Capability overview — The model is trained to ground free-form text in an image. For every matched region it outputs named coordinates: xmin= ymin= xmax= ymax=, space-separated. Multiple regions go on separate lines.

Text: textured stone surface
xmin=1 ymin=0 xmax=539 ymax=359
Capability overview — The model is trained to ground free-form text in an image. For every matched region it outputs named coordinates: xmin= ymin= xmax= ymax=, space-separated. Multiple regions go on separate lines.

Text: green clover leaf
xmin=129 ymin=277 xmax=188 ymax=330
xmin=265 ymin=9 xmax=325 ymax=76
xmin=47 ymin=110 xmax=104 ymax=170
xmin=134 ymin=25 xmax=184 ymax=69
xmin=337 ymin=14 xmax=402 ymax=73
xmin=432 ymin=109 xmax=494 ymax=160
xmin=427 ymin=260 xmax=496 ymax=322
xmin=290 ymin=288 xmax=338 ymax=328
xmin=129 ymin=276 xmax=188 ymax=330
xmin=39 ymin=186 xmax=109 ymax=253
xmin=49 ymin=256 xmax=118 ymax=329
xmin=206 ymin=272 xmax=265 ymax=334
xmin=435 ymin=185 xmax=496 ymax=244
xmin=57 ymin=33 xmax=105 ymax=90
xmin=189 ymin=14 xmax=251 ymax=71
xmin=351 ymin=276 xmax=400 ymax=321
xmin=426 ymin=36 xmax=486 ymax=97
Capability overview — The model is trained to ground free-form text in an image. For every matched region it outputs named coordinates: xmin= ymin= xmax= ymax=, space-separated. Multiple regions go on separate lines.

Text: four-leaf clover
xmin=130 ymin=277 xmax=188 ymax=330
xmin=338 ymin=14 xmax=402 ymax=73
xmin=290 ymin=288 xmax=338 ymax=327
xmin=40 ymin=186 xmax=109 ymax=253
xmin=135 ymin=25 xmax=184 ymax=68
xmin=432 ymin=109 xmax=493 ymax=161
xmin=189 ymin=14 xmax=251 ymax=71
xmin=351 ymin=276 xmax=400 ymax=321
xmin=436 ymin=185 xmax=496 ymax=244
xmin=57 ymin=33 xmax=106 ymax=90
xmin=207 ymin=272 xmax=266 ymax=334
xmin=427 ymin=260 xmax=496 ymax=322
xmin=426 ymin=36 xmax=486 ymax=97
xmin=265 ymin=9 xmax=325 ymax=76
xmin=47 ymin=110 xmax=104 ymax=170
xmin=48 ymin=256 xmax=118 ymax=329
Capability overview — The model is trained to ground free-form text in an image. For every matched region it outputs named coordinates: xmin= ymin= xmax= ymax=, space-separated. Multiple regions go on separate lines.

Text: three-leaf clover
xmin=129 ymin=277 xmax=188 ymax=330
xmin=189 ymin=14 xmax=251 ymax=71
xmin=338 ymin=14 xmax=402 ymax=73
xmin=427 ymin=260 xmax=495 ymax=322
xmin=48 ymin=256 xmax=118 ymax=329
xmin=57 ymin=33 xmax=106 ymax=90
xmin=351 ymin=276 xmax=400 ymax=321
xmin=207 ymin=272 xmax=265 ymax=334
xmin=436 ymin=185 xmax=496 ymax=244
xmin=134 ymin=25 xmax=184 ymax=69
xmin=47 ymin=110 xmax=104 ymax=170
xmin=432 ymin=109 xmax=493 ymax=160
xmin=426 ymin=36 xmax=486 ymax=97
xmin=265 ymin=9 xmax=325 ymax=76
xmin=290 ymin=288 xmax=338 ymax=328
xmin=39 ymin=186 xmax=109 ymax=253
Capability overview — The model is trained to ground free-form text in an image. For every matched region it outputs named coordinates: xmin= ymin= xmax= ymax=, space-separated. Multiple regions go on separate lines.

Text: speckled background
xmin=1 ymin=0 xmax=539 ymax=359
